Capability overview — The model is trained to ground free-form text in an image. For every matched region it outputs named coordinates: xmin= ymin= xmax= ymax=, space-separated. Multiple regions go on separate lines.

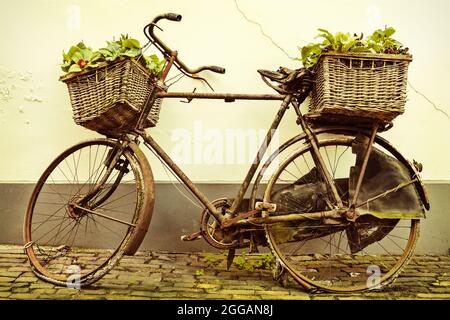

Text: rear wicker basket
xmin=307 ymin=52 xmax=412 ymax=126
xmin=60 ymin=57 xmax=162 ymax=133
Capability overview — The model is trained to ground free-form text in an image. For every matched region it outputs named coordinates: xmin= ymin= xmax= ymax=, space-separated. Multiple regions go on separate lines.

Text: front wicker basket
xmin=307 ymin=52 xmax=412 ymax=126
xmin=60 ymin=57 xmax=162 ymax=133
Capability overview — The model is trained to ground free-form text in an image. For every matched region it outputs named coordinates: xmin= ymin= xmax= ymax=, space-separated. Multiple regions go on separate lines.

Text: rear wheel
xmin=264 ymin=134 xmax=423 ymax=292
xmin=24 ymin=139 xmax=149 ymax=286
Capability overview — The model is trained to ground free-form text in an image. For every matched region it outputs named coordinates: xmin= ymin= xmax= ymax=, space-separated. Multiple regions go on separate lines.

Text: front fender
xmin=123 ymin=141 xmax=155 ymax=255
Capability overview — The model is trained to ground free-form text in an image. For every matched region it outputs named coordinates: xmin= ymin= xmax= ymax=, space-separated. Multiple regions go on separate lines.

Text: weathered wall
xmin=0 ymin=182 xmax=448 ymax=254
xmin=0 ymin=0 xmax=449 ymax=183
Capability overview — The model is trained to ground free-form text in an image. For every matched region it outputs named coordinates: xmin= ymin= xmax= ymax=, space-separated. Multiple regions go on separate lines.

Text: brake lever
xmin=179 ymin=68 xmax=215 ymax=92
xmin=149 ymin=22 xmax=163 ymax=32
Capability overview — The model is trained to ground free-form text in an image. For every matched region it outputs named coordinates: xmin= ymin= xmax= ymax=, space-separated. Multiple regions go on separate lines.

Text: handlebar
xmin=144 ymin=13 xmax=226 ymax=75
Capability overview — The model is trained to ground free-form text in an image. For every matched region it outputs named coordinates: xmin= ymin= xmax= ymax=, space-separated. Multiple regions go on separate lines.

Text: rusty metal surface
xmin=156 ymin=91 xmax=286 ymax=101
xmin=294 ymin=100 xmax=344 ymax=208
xmin=138 ymin=130 xmax=222 ymax=222
xmin=249 ymin=126 xmax=430 ymax=215
xmin=229 ymin=95 xmax=292 ymax=214
xmin=351 ymin=138 xmax=425 ymax=219
xmin=123 ymin=141 xmax=156 ymax=255
xmin=349 ymin=124 xmax=379 ymax=211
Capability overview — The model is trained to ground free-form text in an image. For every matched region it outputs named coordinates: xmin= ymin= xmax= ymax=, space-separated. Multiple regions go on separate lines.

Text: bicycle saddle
xmin=258 ymin=67 xmax=313 ymax=95
xmin=257 ymin=68 xmax=290 ymax=82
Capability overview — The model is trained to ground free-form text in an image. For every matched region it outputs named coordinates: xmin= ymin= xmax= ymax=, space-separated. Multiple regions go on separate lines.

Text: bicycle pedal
xmin=180 ymin=231 xmax=202 ymax=242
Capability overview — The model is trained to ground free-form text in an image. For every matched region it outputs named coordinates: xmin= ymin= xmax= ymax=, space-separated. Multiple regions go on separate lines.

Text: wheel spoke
xmin=264 ymin=136 xmax=420 ymax=292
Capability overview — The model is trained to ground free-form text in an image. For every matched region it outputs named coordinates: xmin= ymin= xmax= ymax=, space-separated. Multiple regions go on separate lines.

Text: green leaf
xmin=121 ymin=47 xmax=142 ymax=58
xmin=68 ymin=64 xmax=82 ymax=73
xmin=317 ymin=28 xmax=334 ymax=43
xmin=121 ymin=38 xmax=141 ymax=49
xmin=384 ymin=27 xmax=396 ymax=37
xmin=71 ymin=51 xmax=83 ymax=63
xmin=98 ymin=48 xmax=113 ymax=57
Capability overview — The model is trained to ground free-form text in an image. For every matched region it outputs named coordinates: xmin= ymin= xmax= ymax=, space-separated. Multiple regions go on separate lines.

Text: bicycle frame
xmin=121 ymin=49 xmax=349 ymax=226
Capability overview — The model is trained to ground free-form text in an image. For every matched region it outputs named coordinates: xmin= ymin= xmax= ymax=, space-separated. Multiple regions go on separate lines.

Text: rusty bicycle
xmin=23 ymin=13 xmax=430 ymax=292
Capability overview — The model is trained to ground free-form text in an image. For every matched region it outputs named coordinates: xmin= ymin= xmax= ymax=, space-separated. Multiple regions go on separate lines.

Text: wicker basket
xmin=307 ymin=52 xmax=412 ymax=126
xmin=60 ymin=57 xmax=162 ymax=133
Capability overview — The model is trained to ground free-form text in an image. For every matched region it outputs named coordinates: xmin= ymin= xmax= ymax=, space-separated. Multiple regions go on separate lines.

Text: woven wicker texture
xmin=308 ymin=53 xmax=411 ymax=124
xmin=61 ymin=58 xmax=161 ymax=132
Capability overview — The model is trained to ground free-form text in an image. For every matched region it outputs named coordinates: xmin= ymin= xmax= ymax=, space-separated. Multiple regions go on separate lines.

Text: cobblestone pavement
xmin=0 ymin=244 xmax=449 ymax=300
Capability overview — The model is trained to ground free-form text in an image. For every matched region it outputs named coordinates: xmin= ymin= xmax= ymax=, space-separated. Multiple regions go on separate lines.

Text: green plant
xmin=253 ymin=253 xmax=276 ymax=270
xmin=232 ymin=252 xmax=276 ymax=272
xmin=233 ymin=254 xmax=249 ymax=271
xmin=61 ymin=34 xmax=165 ymax=76
xmin=195 ymin=269 xmax=205 ymax=276
xmin=61 ymin=42 xmax=103 ymax=73
xmin=299 ymin=26 xmax=409 ymax=68
xmin=203 ymin=253 xmax=221 ymax=267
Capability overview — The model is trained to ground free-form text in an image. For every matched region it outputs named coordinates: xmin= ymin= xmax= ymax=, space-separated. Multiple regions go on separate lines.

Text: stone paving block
xmin=311 ymin=295 xmax=336 ymax=300
xmin=216 ymin=289 xmax=256 ymax=295
xmin=288 ymin=290 xmax=312 ymax=297
xmin=0 ymin=271 xmax=22 ymax=278
xmin=231 ymin=294 xmax=263 ymax=300
xmin=79 ymin=289 xmax=107 ymax=295
xmin=430 ymin=287 xmax=450 ymax=293
xmin=275 ymin=295 xmax=310 ymax=300
xmin=9 ymin=293 xmax=40 ymax=300
xmin=131 ymin=291 xmax=178 ymax=298
xmin=106 ymin=295 xmax=144 ymax=300
xmin=7 ymin=267 xmax=30 ymax=273
xmin=198 ymin=293 xmax=233 ymax=300
xmin=195 ymin=283 xmax=221 ymax=289
xmin=221 ymin=284 xmax=266 ymax=291
xmin=0 ymin=244 xmax=449 ymax=300
xmin=0 ymin=277 xmax=16 ymax=283
xmin=417 ymin=293 xmax=450 ymax=299
xmin=432 ymin=280 xmax=450 ymax=287
xmin=55 ymin=288 xmax=80 ymax=296
xmin=412 ymin=256 xmax=440 ymax=262
xmin=31 ymin=289 xmax=57 ymax=295
xmin=14 ymin=277 xmax=39 ymax=283
xmin=29 ymin=282 xmax=56 ymax=289
xmin=337 ymin=296 xmax=366 ymax=300
xmin=76 ymin=294 xmax=106 ymax=300
xmin=255 ymin=290 xmax=289 ymax=296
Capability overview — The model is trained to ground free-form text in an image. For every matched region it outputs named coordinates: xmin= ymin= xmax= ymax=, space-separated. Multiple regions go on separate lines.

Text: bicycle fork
xmin=67 ymin=139 xmax=131 ymax=217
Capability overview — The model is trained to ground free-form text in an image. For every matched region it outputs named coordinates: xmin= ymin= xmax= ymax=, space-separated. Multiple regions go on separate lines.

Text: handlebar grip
xmin=208 ymin=66 xmax=226 ymax=74
xmin=164 ymin=13 xmax=182 ymax=22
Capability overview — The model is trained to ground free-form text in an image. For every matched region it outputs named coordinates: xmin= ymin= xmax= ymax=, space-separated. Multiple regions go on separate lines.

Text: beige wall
xmin=0 ymin=0 xmax=449 ymax=182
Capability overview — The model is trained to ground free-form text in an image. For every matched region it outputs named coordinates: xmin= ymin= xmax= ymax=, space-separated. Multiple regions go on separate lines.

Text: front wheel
xmin=264 ymin=134 xmax=423 ymax=292
xmin=23 ymin=139 xmax=152 ymax=287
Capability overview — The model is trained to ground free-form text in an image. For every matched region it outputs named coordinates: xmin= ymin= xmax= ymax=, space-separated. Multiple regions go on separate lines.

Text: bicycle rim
xmin=264 ymin=136 xmax=422 ymax=292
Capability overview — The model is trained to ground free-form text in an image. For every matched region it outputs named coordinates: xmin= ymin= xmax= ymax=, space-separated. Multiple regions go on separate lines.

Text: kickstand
xmin=249 ymin=234 xmax=259 ymax=254
xmin=226 ymin=249 xmax=235 ymax=270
